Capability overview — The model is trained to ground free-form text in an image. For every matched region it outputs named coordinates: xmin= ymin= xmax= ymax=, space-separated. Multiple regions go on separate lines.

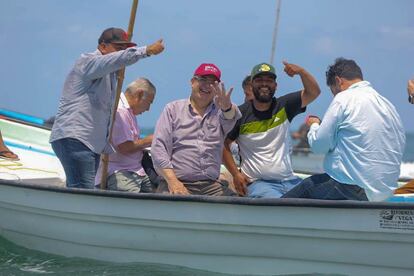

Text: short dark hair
xmin=326 ymin=58 xmax=363 ymax=86
xmin=242 ymin=75 xmax=251 ymax=89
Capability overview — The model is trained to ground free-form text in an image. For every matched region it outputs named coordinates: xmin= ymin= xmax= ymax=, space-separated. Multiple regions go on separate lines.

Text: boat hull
xmin=1 ymin=182 xmax=413 ymax=275
xmin=1 ymin=113 xmax=414 ymax=275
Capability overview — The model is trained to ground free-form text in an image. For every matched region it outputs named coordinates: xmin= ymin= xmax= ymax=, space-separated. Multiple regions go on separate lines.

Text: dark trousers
xmin=141 ymin=151 xmax=161 ymax=189
xmin=157 ymin=179 xmax=237 ymax=196
xmin=282 ymin=173 xmax=368 ymax=201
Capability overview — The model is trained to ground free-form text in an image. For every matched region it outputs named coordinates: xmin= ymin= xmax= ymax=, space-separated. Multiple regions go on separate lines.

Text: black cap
xmin=98 ymin=27 xmax=137 ymax=47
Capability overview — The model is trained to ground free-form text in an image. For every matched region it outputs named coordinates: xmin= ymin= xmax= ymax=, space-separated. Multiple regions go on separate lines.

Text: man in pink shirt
xmin=95 ymin=78 xmax=156 ymax=192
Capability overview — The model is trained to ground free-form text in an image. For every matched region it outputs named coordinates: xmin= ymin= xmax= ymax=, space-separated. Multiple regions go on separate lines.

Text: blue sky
xmin=1 ymin=0 xmax=413 ymax=132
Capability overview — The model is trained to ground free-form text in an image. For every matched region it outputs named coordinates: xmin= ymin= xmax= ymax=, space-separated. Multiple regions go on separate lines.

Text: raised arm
xmin=81 ymin=39 xmax=164 ymax=80
xmin=283 ymin=61 xmax=321 ymax=108
xmin=211 ymin=82 xmax=242 ymax=133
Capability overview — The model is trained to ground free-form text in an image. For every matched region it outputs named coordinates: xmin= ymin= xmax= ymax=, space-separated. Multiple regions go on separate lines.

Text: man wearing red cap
xmin=151 ymin=63 xmax=241 ymax=196
xmin=50 ymin=27 xmax=164 ymax=189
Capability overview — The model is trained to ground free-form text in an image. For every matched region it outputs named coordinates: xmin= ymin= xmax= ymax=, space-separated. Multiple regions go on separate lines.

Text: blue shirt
xmin=50 ymin=46 xmax=148 ymax=153
xmin=308 ymin=81 xmax=406 ymax=201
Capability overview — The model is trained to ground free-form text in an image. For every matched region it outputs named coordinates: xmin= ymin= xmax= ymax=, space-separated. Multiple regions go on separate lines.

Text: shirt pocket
xmin=205 ymin=119 xmax=222 ymax=143
xmin=89 ymin=78 xmax=113 ymax=112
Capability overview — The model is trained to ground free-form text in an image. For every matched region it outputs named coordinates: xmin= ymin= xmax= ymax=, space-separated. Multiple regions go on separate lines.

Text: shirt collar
xmin=120 ymin=93 xmax=131 ymax=109
xmin=348 ymin=80 xmax=370 ymax=90
xmin=187 ymin=97 xmax=216 ymax=115
xmin=93 ymin=49 xmax=103 ymax=56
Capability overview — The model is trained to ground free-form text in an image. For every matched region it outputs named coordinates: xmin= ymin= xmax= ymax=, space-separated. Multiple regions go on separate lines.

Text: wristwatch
xmin=222 ymin=106 xmax=233 ymax=112
xmin=409 ymin=95 xmax=414 ymax=104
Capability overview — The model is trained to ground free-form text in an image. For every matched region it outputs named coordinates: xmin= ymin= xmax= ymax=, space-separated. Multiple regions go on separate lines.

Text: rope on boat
xmin=0 ymin=159 xmax=59 ymax=175
xmin=0 ymin=172 xmax=21 ymax=182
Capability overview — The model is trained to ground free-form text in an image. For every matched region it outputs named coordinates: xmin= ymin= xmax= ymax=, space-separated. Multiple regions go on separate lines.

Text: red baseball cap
xmin=194 ymin=63 xmax=221 ymax=81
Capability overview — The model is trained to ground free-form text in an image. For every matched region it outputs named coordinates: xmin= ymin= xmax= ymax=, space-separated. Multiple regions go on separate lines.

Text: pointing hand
xmin=283 ymin=61 xmax=304 ymax=77
xmin=147 ymin=39 xmax=165 ymax=55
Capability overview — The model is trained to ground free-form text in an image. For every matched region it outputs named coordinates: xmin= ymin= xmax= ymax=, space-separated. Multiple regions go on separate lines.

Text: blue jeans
xmin=281 ymin=173 xmax=368 ymax=201
xmin=51 ymin=138 xmax=100 ymax=189
xmin=248 ymin=177 xmax=302 ymax=198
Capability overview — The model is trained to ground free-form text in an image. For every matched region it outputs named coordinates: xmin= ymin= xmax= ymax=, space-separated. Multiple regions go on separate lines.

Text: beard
xmin=253 ymin=85 xmax=275 ymax=103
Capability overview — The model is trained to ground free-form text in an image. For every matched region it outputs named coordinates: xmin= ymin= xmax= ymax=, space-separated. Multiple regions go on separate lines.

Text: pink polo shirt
xmin=95 ymin=93 xmax=146 ymax=185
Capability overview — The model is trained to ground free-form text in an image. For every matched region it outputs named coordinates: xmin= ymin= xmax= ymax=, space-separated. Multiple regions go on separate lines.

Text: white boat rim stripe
xmin=5 ymin=141 xmax=55 ymax=156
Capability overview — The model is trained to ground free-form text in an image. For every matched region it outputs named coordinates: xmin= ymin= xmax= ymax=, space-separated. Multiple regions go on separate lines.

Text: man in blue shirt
xmin=50 ymin=27 xmax=164 ymax=189
xmin=283 ymin=58 xmax=405 ymax=201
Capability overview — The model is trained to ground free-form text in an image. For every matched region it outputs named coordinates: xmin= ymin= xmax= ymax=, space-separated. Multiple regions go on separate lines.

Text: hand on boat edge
xmin=233 ymin=172 xmax=250 ymax=196
xmin=168 ymin=179 xmax=190 ymax=195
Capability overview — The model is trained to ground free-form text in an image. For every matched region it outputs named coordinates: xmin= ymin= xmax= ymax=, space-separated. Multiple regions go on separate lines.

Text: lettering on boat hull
xmin=379 ymin=210 xmax=414 ymax=230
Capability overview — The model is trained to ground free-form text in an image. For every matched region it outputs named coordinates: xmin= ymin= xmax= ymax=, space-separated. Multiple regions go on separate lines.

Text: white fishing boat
xmin=1 ymin=112 xmax=414 ymax=276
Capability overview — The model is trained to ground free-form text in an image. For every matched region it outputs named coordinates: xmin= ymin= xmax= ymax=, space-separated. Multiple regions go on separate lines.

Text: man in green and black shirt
xmin=223 ymin=62 xmax=320 ymax=198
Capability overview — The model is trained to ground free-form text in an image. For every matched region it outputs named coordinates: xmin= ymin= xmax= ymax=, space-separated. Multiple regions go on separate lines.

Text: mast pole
xmin=100 ymin=0 xmax=139 ymax=189
xmin=270 ymin=0 xmax=282 ymax=65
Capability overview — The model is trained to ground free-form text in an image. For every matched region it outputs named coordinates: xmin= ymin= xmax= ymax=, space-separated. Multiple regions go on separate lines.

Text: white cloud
xmin=311 ymin=36 xmax=336 ymax=55
xmin=378 ymin=26 xmax=414 ymax=47
xmin=66 ymin=24 xmax=83 ymax=33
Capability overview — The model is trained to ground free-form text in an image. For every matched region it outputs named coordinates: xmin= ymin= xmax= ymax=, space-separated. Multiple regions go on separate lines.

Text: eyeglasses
xmin=194 ymin=76 xmax=217 ymax=86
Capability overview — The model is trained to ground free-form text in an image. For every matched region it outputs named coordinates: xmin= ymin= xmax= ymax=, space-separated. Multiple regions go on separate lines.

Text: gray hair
xmin=125 ymin=78 xmax=156 ymax=99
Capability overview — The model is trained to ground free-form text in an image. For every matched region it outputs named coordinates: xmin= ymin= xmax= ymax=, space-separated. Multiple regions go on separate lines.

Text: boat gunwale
xmin=0 ymin=115 xmax=51 ymax=131
xmin=1 ymin=179 xmax=413 ymax=209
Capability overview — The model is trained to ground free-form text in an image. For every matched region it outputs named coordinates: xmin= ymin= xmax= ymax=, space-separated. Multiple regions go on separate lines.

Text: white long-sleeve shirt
xmin=308 ymin=81 xmax=405 ymax=201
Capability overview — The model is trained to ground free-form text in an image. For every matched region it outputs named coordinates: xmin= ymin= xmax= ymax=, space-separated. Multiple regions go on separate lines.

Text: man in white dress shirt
xmin=283 ymin=58 xmax=405 ymax=201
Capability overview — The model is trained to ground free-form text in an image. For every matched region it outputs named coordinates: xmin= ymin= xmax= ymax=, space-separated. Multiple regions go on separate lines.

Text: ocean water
xmin=0 ymin=237 xmax=340 ymax=276
xmin=403 ymin=133 xmax=414 ymax=162
xmin=0 ymin=237 xmax=228 ymax=276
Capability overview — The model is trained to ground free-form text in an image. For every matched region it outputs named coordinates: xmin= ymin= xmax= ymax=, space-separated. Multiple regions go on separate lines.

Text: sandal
xmin=0 ymin=150 xmax=19 ymax=161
